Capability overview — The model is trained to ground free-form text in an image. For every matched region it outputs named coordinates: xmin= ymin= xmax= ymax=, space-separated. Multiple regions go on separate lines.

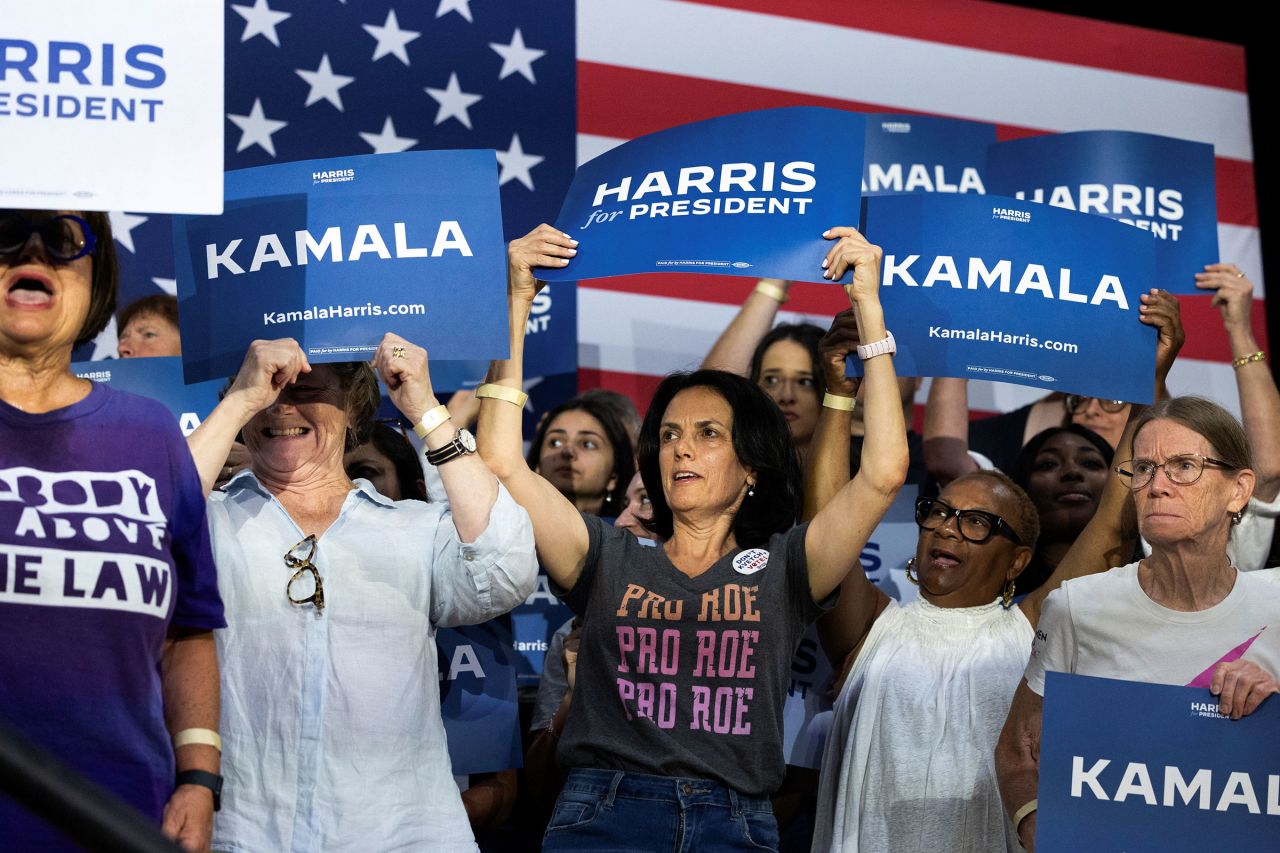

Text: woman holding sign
xmin=0 ymin=209 xmax=225 ymax=852
xmin=996 ymin=395 xmax=1280 ymax=852
xmin=810 ymin=290 xmax=1183 ymax=853
xmin=185 ymin=335 xmax=537 ymax=852
xmin=478 ymin=223 xmax=908 ymax=851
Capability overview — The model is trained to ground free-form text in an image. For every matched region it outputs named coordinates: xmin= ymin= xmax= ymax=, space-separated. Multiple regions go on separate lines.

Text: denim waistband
xmin=561 ymin=768 xmax=772 ymax=815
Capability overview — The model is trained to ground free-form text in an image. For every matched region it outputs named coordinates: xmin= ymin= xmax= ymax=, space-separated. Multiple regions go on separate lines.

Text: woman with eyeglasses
xmin=0 ymin=210 xmax=226 ymax=852
xmin=809 ymin=289 xmax=1183 ymax=853
xmin=480 ymin=224 xmax=908 ymax=851
xmin=996 ymin=395 xmax=1280 ymax=852
xmin=184 ymin=335 xmax=537 ymax=852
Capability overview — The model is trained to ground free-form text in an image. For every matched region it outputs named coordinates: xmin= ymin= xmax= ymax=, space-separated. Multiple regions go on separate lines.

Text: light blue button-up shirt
xmin=208 ymin=472 xmax=536 ymax=853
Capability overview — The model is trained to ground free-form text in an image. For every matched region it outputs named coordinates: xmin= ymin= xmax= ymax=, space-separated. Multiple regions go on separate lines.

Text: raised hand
xmin=822 ymin=226 xmax=883 ymax=306
xmin=1137 ymin=289 xmax=1184 ymax=384
xmin=373 ymin=333 xmax=435 ymax=424
xmin=224 ymin=338 xmax=310 ymax=421
xmin=508 ymin=224 xmax=577 ymax=305
xmin=819 ymin=308 xmax=864 ymax=398
xmin=1195 ymin=263 xmax=1254 ymax=331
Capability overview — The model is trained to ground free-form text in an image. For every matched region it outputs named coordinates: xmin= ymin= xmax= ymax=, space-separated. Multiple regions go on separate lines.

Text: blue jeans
xmin=542 ymin=769 xmax=779 ymax=852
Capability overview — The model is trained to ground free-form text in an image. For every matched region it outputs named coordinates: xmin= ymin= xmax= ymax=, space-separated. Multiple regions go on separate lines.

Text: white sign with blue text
xmin=2 ymin=1 xmax=223 ymax=214
xmin=1038 ymin=673 xmax=1280 ymax=852
xmin=539 ymin=107 xmax=866 ymax=285
xmin=861 ymin=193 xmax=1158 ymax=403
xmin=172 ymin=150 xmax=508 ymax=384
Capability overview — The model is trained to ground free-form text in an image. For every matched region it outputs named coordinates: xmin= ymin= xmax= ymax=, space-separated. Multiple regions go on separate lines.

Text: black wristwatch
xmin=175 ymin=769 xmax=223 ymax=811
xmin=425 ymin=428 xmax=476 ymax=466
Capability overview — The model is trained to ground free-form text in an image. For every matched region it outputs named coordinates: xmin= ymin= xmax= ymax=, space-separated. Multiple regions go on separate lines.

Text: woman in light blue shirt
xmin=187 ymin=333 xmax=537 ymax=853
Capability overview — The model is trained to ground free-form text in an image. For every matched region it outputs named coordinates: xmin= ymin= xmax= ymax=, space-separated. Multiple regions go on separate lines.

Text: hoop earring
xmin=1001 ymin=578 xmax=1016 ymax=609
xmin=904 ymin=558 xmax=919 ymax=586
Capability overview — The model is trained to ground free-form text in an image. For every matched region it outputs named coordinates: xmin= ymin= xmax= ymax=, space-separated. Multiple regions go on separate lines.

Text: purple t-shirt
xmin=0 ymin=383 xmax=225 ymax=848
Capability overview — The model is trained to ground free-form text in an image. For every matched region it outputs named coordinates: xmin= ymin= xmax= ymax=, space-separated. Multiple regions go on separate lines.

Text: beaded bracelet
xmin=1232 ymin=351 xmax=1266 ymax=369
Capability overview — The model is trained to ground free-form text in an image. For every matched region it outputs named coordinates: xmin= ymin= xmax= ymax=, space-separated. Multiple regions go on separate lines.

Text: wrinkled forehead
xmin=1133 ymin=418 xmax=1214 ymax=458
xmin=663 ymin=385 xmax=733 ymax=426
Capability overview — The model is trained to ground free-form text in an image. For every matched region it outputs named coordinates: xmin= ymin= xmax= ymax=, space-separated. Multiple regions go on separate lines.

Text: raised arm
xmin=700 ymin=278 xmax=791 ymax=374
xmin=1198 ymin=264 xmax=1280 ymax=501
xmin=186 ymin=339 xmax=310 ymax=497
xmin=805 ymin=228 xmax=910 ymax=602
xmin=923 ymin=378 xmax=981 ymax=485
xmin=805 ymin=309 xmax=890 ymax=666
xmin=1019 ymin=288 xmax=1184 ymax=624
xmin=373 ymin=333 xmax=497 ymax=542
xmin=477 ymin=225 xmax=592 ymax=588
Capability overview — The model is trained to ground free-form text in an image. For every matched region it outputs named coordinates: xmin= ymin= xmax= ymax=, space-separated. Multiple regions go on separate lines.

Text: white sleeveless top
xmin=813 ymin=597 xmax=1034 ymax=853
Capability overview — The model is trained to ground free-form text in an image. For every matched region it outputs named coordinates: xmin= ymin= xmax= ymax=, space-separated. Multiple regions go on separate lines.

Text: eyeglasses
xmin=1115 ymin=454 xmax=1235 ymax=491
xmin=1064 ymin=395 xmax=1127 ymax=415
xmin=285 ymin=535 xmax=325 ymax=612
xmin=0 ymin=212 xmax=97 ymax=262
xmin=914 ymin=496 xmax=1024 ymax=545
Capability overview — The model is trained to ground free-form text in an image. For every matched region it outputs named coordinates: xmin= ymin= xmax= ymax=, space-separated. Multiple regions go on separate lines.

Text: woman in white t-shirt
xmin=996 ymin=395 xmax=1280 ymax=852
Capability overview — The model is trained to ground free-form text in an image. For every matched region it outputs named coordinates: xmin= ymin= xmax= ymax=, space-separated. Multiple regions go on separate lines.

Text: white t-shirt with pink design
xmin=1026 ymin=561 xmax=1280 ymax=695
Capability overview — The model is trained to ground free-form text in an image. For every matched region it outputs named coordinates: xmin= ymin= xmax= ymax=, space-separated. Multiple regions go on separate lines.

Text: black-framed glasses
xmin=0 ymin=212 xmax=97 ymax=262
xmin=1064 ymin=395 xmax=1126 ymax=415
xmin=285 ymin=535 xmax=325 ymax=611
xmin=1115 ymin=454 xmax=1235 ymax=491
xmin=914 ymin=496 xmax=1024 ymax=545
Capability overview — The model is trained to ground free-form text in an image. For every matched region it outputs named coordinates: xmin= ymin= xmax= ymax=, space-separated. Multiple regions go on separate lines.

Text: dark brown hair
xmin=118 ymin=293 xmax=179 ymax=334
xmin=1130 ymin=396 xmax=1252 ymax=472
xmin=330 ymin=362 xmax=380 ymax=452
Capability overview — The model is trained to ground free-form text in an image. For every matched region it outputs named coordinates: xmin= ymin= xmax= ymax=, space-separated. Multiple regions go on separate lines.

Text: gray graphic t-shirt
xmin=555 ymin=514 xmax=832 ymax=798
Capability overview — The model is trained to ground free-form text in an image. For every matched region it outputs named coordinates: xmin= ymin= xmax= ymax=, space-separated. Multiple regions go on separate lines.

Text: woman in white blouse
xmin=186 ymin=335 xmax=537 ymax=853
xmin=808 ymin=289 xmax=1183 ymax=853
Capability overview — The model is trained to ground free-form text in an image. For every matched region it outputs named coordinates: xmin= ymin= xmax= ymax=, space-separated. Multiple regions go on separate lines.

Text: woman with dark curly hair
xmin=480 ymin=223 xmax=908 ymax=851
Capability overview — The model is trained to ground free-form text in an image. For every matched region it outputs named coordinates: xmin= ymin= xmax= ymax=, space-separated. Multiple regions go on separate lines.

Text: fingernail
xmin=822 ymin=272 xmax=831 ymax=280
xmin=821 ymin=259 xmax=829 ymax=268
xmin=562 ymin=232 xmax=572 ymax=239
xmin=567 ymin=248 xmax=578 ymax=255
xmin=569 ymin=239 xmax=579 ymax=245
xmin=822 ymin=229 xmax=831 ymax=236
xmin=560 ymin=258 xmax=570 ymax=264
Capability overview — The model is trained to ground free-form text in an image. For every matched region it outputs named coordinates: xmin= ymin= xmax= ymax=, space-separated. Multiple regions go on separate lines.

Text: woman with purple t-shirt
xmin=478 ymin=223 xmax=909 ymax=851
xmin=0 ymin=209 xmax=226 ymax=851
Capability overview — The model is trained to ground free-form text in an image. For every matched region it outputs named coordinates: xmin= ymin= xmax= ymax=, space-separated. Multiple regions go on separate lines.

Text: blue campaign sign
xmin=173 ymin=150 xmax=509 ymax=383
xmin=863 ymin=114 xmax=995 ymax=197
xmin=539 ymin=107 xmax=865 ymax=284
xmin=986 ymin=131 xmax=1218 ymax=293
xmin=71 ymin=356 xmax=223 ymax=436
xmin=860 ymin=193 xmax=1157 ymax=403
xmin=437 ymin=619 xmax=523 ymax=776
xmin=509 ymin=571 xmax=574 ymax=688
xmin=1037 ymin=673 xmax=1280 ymax=852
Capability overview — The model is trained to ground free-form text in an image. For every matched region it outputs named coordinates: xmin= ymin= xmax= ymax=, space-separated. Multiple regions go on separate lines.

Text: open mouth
xmin=5 ymin=276 xmax=54 ymax=306
xmin=928 ymin=547 xmax=961 ymax=569
xmin=673 ymin=471 xmax=700 ymax=483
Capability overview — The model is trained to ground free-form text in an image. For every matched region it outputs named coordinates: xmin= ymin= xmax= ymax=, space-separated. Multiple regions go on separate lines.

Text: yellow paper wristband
xmin=754 ymin=281 xmax=789 ymax=304
xmin=173 ymin=728 xmax=222 ymax=752
xmin=1012 ymin=799 xmax=1038 ymax=829
xmin=476 ymin=383 xmax=528 ymax=408
xmin=822 ymin=392 xmax=856 ymax=412
xmin=412 ymin=404 xmax=451 ymax=439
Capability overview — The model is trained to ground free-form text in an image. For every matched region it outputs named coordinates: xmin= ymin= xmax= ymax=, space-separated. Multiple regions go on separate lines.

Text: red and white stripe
xmin=573 ymin=0 xmax=1263 ymax=418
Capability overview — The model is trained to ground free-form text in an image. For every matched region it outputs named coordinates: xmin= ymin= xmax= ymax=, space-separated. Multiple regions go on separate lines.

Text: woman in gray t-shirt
xmin=477 ymin=224 xmax=910 ymax=851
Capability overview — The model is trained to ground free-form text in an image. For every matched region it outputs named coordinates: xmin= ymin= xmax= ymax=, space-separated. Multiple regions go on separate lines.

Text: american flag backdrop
xmin=96 ymin=0 xmax=1264 ymax=421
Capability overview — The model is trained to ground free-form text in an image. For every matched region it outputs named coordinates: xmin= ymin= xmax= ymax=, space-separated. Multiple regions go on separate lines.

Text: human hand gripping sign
xmin=224 ymin=339 xmax=312 ymax=423
xmin=507 ymin=224 xmax=577 ymax=307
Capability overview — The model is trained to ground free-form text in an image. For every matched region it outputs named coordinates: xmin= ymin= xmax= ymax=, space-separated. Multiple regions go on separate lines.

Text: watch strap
xmin=175 ymin=769 xmax=223 ymax=811
xmin=856 ymin=330 xmax=896 ymax=361
xmin=425 ymin=429 xmax=474 ymax=466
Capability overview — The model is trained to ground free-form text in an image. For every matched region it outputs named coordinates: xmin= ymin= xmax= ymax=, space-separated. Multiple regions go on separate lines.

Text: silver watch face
xmin=458 ymin=429 xmax=477 ymax=452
